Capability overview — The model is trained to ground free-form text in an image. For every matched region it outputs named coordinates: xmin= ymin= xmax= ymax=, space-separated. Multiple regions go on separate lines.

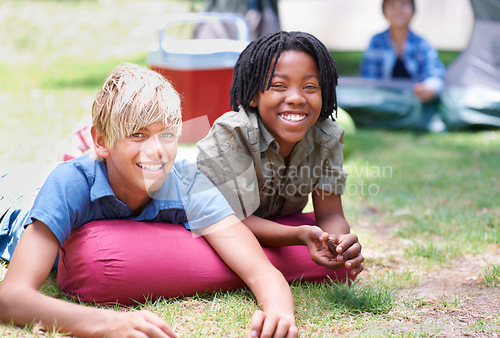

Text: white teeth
xmin=280 ymin=114 xmax=306 ymax=122
xmin=138 ymin=163 xmax=163 ymax=171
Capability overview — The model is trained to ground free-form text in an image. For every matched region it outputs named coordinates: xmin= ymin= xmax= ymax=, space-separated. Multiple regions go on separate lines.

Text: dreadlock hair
xmin=230 ymin=31 xmax=339 ymax=122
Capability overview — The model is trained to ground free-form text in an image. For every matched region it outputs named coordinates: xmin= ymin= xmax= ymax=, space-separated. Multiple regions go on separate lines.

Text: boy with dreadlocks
xmin=197 ymin=31 xmax=364 ymax=282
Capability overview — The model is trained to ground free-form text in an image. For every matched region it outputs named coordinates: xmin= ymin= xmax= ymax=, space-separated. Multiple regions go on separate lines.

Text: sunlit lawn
xmin=1 ymin=0 xmax=499 ymax=336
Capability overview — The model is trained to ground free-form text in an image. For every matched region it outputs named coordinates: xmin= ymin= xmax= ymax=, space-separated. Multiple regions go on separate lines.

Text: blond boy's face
xmin=94 ymin=122 xmax=178 ymax=204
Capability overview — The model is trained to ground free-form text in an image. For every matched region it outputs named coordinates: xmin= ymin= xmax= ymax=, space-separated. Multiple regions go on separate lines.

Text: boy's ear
xmin=91 ymin=126 xmax=110 ymax=159
xmin=249 ymin=95 xmax=258 ymax=108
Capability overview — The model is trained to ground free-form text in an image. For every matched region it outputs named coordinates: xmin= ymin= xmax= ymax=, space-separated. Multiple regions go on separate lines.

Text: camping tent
xmin=337 ymin=0 xmax=500 ymax=131
xmin=439 ymin=0 xmax=500 ymax=130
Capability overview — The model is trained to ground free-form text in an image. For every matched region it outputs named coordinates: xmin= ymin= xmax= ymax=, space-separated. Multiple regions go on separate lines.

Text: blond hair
xmin=92 ymin=63 xmax=182 ymax=150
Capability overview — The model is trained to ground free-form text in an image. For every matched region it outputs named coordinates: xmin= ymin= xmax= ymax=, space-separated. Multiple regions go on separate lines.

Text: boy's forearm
xmin=317 ymin=213 xmax=351 ymax=236
xmin=0 ymin=286 xmax=105 ymax=336
xmin=202 ymin=217 xmax=296 ymax=322
xmin=0 ymin=221 xmax=115 ymax=337
xmin=247 ymin=265 xmax=295 ymax=321
xmin=243 ymin=215 xmax=309 ymax=246
xmin=312 ymin=191 xmax=351 ymax=236
xmin=1 ymin=283 xmax=176 ymax=337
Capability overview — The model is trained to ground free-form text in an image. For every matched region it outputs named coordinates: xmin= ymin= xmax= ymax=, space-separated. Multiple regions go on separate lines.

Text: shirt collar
xmin=258 ymin=120 xmax=277 ymax=153
xmin=89 ymin=159 xmax=116 ymax=202
xmin=243 ymin=109 xmax=276 ymax=153
xmin=149 ymin=166 xmax=183 ymax=206
xmin=89 ymin=158 xmax=185 ymax=218
xmin=237 ymin=107 xmax=274 ymax=153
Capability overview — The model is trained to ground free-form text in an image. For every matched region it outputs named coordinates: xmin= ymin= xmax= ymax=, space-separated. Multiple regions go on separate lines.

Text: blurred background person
xmin=360 ymin=0 xmax=446 ymax=130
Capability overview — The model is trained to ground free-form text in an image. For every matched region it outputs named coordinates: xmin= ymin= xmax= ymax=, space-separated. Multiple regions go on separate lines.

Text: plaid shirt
xmin=360 ymin=29 xmax=446 ymax=93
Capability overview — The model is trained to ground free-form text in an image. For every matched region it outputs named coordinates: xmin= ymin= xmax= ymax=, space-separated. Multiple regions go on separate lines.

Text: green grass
xmin=482 ymin=263 xmax=500 ymax=287
xmin=1 ymin=0 xmax=499 ymax=336
xmin=342 ymin=130 xmax=500 ymax=253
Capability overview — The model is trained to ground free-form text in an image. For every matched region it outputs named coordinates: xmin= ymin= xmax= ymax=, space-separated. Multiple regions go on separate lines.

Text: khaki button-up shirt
xmin=197 ymin=108 xmax=347 ymax=219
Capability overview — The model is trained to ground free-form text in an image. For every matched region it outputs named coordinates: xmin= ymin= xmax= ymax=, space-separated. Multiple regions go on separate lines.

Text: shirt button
xmin=271 ymin=141 xmax=277 ymax=150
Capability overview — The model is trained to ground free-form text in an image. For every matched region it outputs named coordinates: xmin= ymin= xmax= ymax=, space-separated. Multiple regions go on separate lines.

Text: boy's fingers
xmin=319 ymin=231 xmax=329 ymax=241
xmin=137 ymin=324 xmax=172 ymax=338
xmin=342 ymin=241 xmax=363 ymax=257
xmin=336 ymin=233 xmax=361 ymax=254
xmin=339 ymin=233 xmax=359 ymax=246
xmin=345 ymin=254 xmax=365 ymax=271
xmin=140 ymin=310 xmax=177 ymax=337
xmin=248 ymin=311 xmax=298 ymax=338
xmin=273 ymin=318 xmax=296 ymax=338
xmin=309 ymin=226 xmax=327 ymax=242
xmin=286 ymin=324 xmax=299 ymax=338
xmin=260 ymin=314 xmax=279 ymax=338
xmin=349 ymin=263 xmax=364 ymax=276
xmin=248 ymin=310 xmax=265 ymax=337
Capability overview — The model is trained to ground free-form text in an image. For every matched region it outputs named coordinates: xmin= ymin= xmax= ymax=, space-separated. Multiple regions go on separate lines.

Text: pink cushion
xmin=57 ymin=213 xmax=354 ymax=305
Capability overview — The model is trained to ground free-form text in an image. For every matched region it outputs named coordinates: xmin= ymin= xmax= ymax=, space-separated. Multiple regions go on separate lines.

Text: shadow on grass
xmin=292 ymin=279 xmax=395 ymax=316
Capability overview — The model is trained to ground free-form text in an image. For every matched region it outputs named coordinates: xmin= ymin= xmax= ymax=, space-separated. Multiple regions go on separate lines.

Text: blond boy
xmin=0 ymin=63 xmax=297 ymax=337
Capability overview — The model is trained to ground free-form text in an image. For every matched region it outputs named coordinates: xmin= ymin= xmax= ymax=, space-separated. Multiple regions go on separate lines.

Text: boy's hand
xmin=302 ymin=226 xmax=364 ymax=275
xmin=301 ymin=226 xmax=343 ymax=269
xmin=101 ymin=310 xmax=177 ymax=338
xmin=331 ymin=233 xmax=364 ymax=276
xmin=248 ymin=309 xmax=298 ymax=338
xmin=414 ymin=82 xmax=436 ymax=102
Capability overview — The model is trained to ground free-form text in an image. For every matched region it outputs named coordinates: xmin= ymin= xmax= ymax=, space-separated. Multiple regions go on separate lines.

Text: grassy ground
xmin=1 ymin=1 xmax=499 ymax=336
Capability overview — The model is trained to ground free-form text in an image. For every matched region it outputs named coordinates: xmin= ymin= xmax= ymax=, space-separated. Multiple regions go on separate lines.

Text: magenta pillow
xmin=57 ymin=213 xmax=354 ymax=305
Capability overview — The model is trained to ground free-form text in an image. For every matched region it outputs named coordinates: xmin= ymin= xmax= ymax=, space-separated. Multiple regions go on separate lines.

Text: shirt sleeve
xmin=174 ymin=159 xmax=235 ymax=230
xmin=419 ymin=39 xmax=446 ymax=94
xmin=196 ymin=113 xmax=261 ymax=220
xmin=314 ymin=126 xmax=348 ymax=195
xmin=360 ymin=34 xmax=385 ymax=79
xmin=28 ymin=162 xmax=92 ymax=245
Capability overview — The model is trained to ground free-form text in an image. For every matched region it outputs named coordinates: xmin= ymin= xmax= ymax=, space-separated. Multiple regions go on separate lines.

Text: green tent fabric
xmin=439 ymin=87 xmax=500 ymax=130
xmin=336 ymin=77 xmax=434 ymax=131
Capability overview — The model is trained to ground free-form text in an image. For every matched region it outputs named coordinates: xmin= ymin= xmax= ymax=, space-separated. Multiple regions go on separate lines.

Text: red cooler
xmin=148 ymin=13 xmax=249 ymax=143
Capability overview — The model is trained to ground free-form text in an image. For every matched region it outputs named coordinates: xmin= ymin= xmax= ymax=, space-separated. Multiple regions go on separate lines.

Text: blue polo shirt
xmin=0 ymin=154 xmax=234 ymax=262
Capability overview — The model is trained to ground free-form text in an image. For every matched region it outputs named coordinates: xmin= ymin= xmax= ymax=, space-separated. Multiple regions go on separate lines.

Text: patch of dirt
xmin=363 ymin=221 xmax=500 ymax=337
xmin=400 ymin=253 xmax=500 ymax=336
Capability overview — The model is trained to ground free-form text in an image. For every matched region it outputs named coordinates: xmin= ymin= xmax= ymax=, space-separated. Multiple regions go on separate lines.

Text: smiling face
xmin=383 ymin=0 xmax=414 ymax=29
xmin=250 ymin=50 xmax=322 ymax=158
xmin=93 ymin=122 xmax=178 ymax=211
